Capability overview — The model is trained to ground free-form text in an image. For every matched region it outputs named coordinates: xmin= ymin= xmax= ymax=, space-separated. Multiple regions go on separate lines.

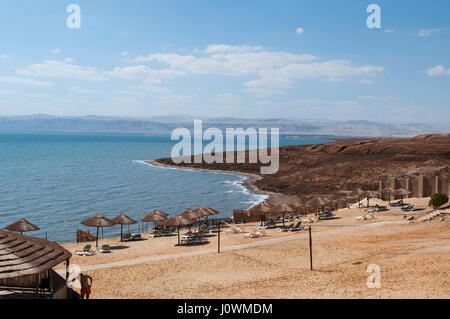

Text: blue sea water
xmin=0 ymin=133 xmax=330 ymax=243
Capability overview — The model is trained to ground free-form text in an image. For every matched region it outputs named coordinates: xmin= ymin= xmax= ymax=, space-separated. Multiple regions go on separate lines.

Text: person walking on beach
xmin=80 ymin=273 xmax=93 ymax=299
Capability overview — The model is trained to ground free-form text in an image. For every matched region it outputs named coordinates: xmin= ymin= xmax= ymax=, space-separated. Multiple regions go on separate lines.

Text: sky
xmin=0 ymin=0 xmax=449 ymax=123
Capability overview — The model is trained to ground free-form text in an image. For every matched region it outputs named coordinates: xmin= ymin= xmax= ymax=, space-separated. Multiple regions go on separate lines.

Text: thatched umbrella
xmin=195 ymin=206 xmax=220 ymax=224
xmin=382 ymin=187 xmax=396 ymax=203
xmin=181 ymin=208 xmax=201 ymax=220
xmin=364 ymin=190 xmax=380 ymax=208
xmin=394 ymin=188 xmax=412 ymax=204
xmin=81 ymin=214 xmax=116 ymax=247
xmin=142 ymin=210 xmax=168 ymax=229
xmin=204 ymin=206 xmax=220 ymax=216
xmin=111 ymin=214 xmax=138 ymax=242
xmin=160 ymin=214 xmax=196 ymax=245
xmin=4 ymin=218 xmax=40 ymax=235
xmin=248 ymin=201 xmax=273 ymax=223
xmin=249 ymin=201 xmax=273 ymax=214
xmin=306 ymin=197 xmax=331 ymax=215
xmin=181 ymin=209 xmax=202 ymax=230
xmin=271 ymin=204 xmax=294 ymax=227
xmin=354 ymin=188 xmax=367 ymax=209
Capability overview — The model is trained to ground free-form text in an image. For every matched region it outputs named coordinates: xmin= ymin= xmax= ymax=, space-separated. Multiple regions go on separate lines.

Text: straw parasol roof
xmin=382 ymin=187 xmax=396 ymax=194
xmin=180 ymin=208 xmax=201 ymax=220
xmin=194 ymin=207 xmax=220 ymax=218
xmin=204 ymin=207 xmax=220 ymax=216
xmin=153 ymin=210 xmax=169 ymax=217
xmin=160 ymin=214 xmax=196 ymax=245
xmin=271 ymin=204 xmax=295 ymax=214
xmin=290 ymin=198 xmax=305 ymax=208
xmin=394 ymin=188 xmax=412 ymax=197
xmin=81 ymin=214 xmax=116 ymax=247
xmin=365 ymin=190 xmax=380 ymax=198
xmin=111 ymin=214 xmax=138 ymax=242
xmin=111 ymin=214 xmax=137 ymax=225
xmin=249 ymin=201 xmax=273 ymax=214
xmin=142 ymin=210 xmax=168 ymax=223
xmin=0 ymin=229 xmax=71 ymax=279
xmin=160 ymin=214 xmax=195 ymax=227
xmin=81 ymin=214 xmax=116 ymax=228
xmin=305 ymin=197 xmax=331 ymax=207
xmin=4 ymin=218 xmax=40 ymax=234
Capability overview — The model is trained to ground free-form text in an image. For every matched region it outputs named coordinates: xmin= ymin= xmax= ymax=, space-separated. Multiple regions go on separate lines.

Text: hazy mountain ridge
xmin=0 ymin=115 xmax=449 ymax=137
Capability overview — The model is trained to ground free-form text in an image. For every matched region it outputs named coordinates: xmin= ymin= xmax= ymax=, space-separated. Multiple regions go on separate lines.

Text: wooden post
xmin=177 ymin=226 xmax=180 ymax=245
xmin=35 ymin=273 xmax=40 ymax=299
xmin=218 ymin=222 xmax=221 ymax=253
xmin=309 ymin=226 xmax=313 ymax=271
xmin=65 ymin=259 xmax=70 ymax=282
xmin=96 ymin=226 xmax=99 ymax=248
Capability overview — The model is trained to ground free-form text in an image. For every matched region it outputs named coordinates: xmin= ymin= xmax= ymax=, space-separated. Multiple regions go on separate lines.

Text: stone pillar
xmin=448 ymin=181 xmax=450 ymax=196
xmin=418 ymin=175 xmax=424 ymax=198
xmin=405 ymin=178 xmax=410 ymax=198
xmin=390 ymin=177 xmax=396 ymax=201
xmin=434 ymin=176 xmax=440 ymax=194
xmin=379 ymin=181 xmax=383 ymax=199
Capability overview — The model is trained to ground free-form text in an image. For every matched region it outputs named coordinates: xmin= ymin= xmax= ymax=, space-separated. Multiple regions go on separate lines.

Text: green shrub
xmin=429 ymin=193 xmax=449 ymax=209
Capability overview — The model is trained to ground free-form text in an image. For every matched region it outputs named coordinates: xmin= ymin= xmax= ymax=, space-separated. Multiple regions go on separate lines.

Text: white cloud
xmin=51 ymin=48 xmax=61 ymax=54
xmin=0 ymin=54 xmax=9 ymax=61
xmin=383 ymin=29 xmax=395 ymax=33
xmin=296 ymin=27 xmax=304 ymax=35
xmin=109 ymin=65 xmax=185 ymax=81
xmin=204 ymin=44 xmax=262 ymax=54
xmin=69 ymin=86 xmax=102 ymax=94
xmin=64 ymin=57 xmax=74 ymax=63
xmin=122 ymin=51 xmax=129 ymax=56
xmin=243 ymin=87 xmax=284 ymax=96
xmin=135 ymin=49 xmax=318 ymax=76
xmin=361 ymin=79 xmax=376 ymax=84
xmin=0 ymin=77 xmax=55 ymax=86
xmin=0 ymin=89 xmax=20 ymax=95
xmin=418 ymin=28 xmax=440 ymax=37
xmin=246 ymin=60 xmax=383 ymax=89
xmin=427 ymin=65 xmax=450 ymax=76
xmin=16 ymin=60 xmax=108 ymax=81
xmin=132 ymin=45 xmax=381 ymax=93
xmin=129 ymin=83 xmax=171 ymax=94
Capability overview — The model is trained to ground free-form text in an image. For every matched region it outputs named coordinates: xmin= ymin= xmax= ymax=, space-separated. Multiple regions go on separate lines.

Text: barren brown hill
xmin=154 ymin=134 xmax=450 ymax=199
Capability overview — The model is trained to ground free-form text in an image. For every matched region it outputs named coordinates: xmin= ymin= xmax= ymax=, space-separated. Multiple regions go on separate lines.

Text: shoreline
xmin=145 ymin=160 xmax=288 ymax=207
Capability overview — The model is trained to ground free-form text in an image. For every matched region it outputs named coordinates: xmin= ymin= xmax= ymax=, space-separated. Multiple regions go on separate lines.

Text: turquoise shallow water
xmin=0 ymin=133 xmax=330 ymax=243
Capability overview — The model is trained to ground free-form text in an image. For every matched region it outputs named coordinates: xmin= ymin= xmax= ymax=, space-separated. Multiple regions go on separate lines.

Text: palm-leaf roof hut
xmin=0 ymin=230 xmax=72 ymax=299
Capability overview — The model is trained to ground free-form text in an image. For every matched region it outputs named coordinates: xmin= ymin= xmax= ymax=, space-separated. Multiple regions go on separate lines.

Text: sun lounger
xmin=390 ymin=200 xmax=409 ymax=207
xmin=149 ymin=229 xmax=173 ymax=237
xmin=257 ymin=221 xmax=277 ymax=229
xmin=180 ymin=237 xmax=208 ymax=246
xmin=74 ymin=244 xmax=95 ymax=256
xmin=131 ymin=233 xmax=142 ymax=241
xmin=121 ymin=233 xmax=133 ymax=242
xmin=99 ymin=244 xmax=111 ymax=253
xmin=400 ymin=205 xmax=416 ymax=212
xmin=279 ymin=223 xmax=295 ymax=232
xmin=288 ymin=221 xmax=304 ymax=232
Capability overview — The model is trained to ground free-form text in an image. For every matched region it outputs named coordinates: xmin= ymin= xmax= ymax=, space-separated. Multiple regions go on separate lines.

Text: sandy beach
xmin=59 ymin=197 xmax=450 ymax=299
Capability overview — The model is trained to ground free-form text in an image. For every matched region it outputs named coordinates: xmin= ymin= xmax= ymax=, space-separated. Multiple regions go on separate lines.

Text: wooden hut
xmin=0 ymin=230 xmax=72 ymax=299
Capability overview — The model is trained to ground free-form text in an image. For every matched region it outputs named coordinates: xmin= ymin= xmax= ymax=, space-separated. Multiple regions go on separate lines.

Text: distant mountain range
xmin=0 ymin=115 xmax=449 ymax=138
